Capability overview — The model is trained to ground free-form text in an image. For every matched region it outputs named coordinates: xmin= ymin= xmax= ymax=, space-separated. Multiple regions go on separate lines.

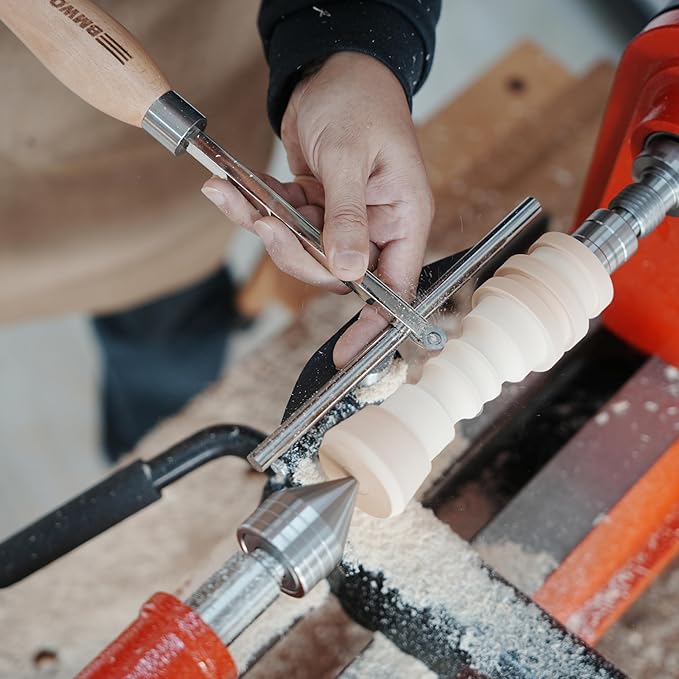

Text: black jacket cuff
xmin=258 ymin=1 xmax=438 ymax=135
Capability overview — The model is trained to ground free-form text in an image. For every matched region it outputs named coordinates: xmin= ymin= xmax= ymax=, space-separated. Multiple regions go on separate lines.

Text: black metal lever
xmin=0 ymin=424 xmax=264 ymax=588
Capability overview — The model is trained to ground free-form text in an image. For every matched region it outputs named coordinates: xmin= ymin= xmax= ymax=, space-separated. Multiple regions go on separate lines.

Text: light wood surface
xmin=0 ymin=0 xmax=170 ymax=126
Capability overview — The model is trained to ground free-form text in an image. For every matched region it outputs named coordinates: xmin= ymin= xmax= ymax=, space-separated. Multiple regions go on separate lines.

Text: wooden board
xmin=423 ymin=62 xmax=613 ymax=253
xmin=418 ymin=41 xmax=574 ymax=195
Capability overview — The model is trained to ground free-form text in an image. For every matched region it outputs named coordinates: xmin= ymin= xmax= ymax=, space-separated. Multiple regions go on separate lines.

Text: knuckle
xmin=328 ymin=203 xmax=367 ymax=232
xmin=314 ymin=127 xmax=365 ymax=171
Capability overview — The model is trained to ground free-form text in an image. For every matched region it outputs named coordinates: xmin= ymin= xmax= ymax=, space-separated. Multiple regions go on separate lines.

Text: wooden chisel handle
xmin=0 ymin=0 xmax=170 ymax=126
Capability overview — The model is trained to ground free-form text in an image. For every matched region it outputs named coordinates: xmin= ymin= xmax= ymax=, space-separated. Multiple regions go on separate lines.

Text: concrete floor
xmin=0 ymin=2 xmax=629 ymax=538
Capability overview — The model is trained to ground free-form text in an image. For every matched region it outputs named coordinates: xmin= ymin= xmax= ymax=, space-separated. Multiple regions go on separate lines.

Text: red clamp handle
xmin=77 ymin=592 xmax=238 ymax=679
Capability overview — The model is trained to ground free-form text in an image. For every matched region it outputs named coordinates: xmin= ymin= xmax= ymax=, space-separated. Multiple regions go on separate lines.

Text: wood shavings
xmin=475 ymin=539 xmax=558 ymax=595
xmin=292 ymin=457 xmax=327 ymax=486
xmin=353 ymin=358 xmax=408 ymax=405
xmin=610 ymin=400 xmax=630 ymax=416
xmin=342 ymin=632 xmax=436 ymax=678
xmin=312 ymin=5 xmax=331 ymax=18
xmin=644 ymin=400 xmax=660 ymax=413
xmin=664 ymin=364 xmax=679 ymax=381
xmin=342 ymin=502 xmax=613 ymax=678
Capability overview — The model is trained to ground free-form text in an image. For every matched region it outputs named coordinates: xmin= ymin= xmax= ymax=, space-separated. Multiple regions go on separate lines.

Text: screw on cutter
xmin=425 ymin=329 xmax=446 ymax=350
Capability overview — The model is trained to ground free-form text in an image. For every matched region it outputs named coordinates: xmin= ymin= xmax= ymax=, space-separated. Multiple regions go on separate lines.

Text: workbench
xmin=0 ymin=43 xmax=668 ymax=678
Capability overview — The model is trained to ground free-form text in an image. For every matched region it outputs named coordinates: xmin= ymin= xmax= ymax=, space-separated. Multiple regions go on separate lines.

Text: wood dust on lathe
xmin=292 ymin=443 xmax=608 ymax=674
xmin=343 ymin=632 xmax=436 ymax=678
xmin=342 ymin=502 xmax=614 ymax=678
xmin=270 ymin=455 xmax=619 ymax=677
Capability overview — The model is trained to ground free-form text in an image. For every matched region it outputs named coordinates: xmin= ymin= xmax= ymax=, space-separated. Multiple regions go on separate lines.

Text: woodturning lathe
xmin=2 ymin=2 xmax=679 ymax=677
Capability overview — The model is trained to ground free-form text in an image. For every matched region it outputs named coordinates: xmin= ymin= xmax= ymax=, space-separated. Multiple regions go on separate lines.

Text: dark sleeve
xmin=258 ymin=0 xmax=442 ymax=134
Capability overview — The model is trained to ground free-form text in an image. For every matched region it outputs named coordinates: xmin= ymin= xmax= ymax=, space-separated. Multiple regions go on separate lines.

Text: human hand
xmin=201 ymin=52 xmax=434 ymax=367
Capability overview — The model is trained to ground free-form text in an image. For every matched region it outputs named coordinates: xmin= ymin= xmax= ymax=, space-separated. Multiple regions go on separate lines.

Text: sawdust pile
xmin=353 ymin=357 xmax=408 ymax=404
xmin=344 ymin=502 xmax=613 ymax=678
xmin=342 ymin=632 xmax=436 ymax=678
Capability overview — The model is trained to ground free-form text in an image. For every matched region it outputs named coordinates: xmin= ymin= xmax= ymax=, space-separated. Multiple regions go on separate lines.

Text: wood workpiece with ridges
xmin=320 ymin=233 xmax=615 ymax=517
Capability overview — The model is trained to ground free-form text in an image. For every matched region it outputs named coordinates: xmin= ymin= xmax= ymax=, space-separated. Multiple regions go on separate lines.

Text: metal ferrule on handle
xmin=142 ymin=90 xmax=206 ymax=154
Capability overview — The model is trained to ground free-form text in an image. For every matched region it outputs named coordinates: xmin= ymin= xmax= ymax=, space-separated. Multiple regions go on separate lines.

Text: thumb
xmin=320 ymin=157 xmax=370 ymax=281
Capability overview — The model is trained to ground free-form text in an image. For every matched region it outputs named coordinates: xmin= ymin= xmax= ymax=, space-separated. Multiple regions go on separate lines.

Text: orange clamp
xmin=77 ymin=592 xmax=238 ymax=679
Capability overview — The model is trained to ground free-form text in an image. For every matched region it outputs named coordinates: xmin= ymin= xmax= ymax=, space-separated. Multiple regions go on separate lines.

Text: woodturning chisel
xmin=0 ymin=0 xmax=447 ymax=351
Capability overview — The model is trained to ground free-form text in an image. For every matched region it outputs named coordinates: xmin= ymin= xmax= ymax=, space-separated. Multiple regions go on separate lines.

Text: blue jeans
xmin=93 ymin=267 xmax=243 ymax=461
